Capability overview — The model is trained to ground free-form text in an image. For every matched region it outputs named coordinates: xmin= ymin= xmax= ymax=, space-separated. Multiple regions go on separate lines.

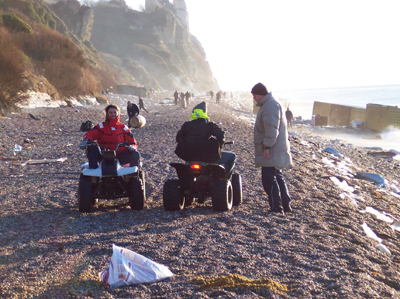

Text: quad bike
xmin=163 ymin=144 xmax=243 ymax=212
xmin=78 ymin=140 xmax=145 ymax=213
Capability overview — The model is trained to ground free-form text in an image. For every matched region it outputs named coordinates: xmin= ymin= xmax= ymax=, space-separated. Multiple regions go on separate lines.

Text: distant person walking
xmin=285 ymin=108 xmax=293 ymax=128
xmin=185 ymin=91 xmax=191 ymax=105
xmin=138 ymin=97 xmax=148 ymax=113
xmin=173 ymin=91 xmax=179 ymax=105
xmin=252 ymin=82 xmax=293 ymax=215
xmin=216 ymin=91 xmax=221 ymax=104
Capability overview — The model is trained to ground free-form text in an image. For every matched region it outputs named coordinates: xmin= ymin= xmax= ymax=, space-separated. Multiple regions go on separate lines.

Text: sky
xmin=81 ymin=0 xmax=400 ymax=92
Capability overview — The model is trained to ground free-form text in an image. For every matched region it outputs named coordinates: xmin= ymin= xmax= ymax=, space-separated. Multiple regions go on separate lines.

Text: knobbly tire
xmin=231 ymin=173 xmax=243 ymax=206
xmin=163 ymin=179 xmax=185 ymax=211
xmin=129 ymin=177 xmax=145 ymax=210
xmin=139 ymin=170 xmax=146 ymax=195
xmin=79 ymin=175 xmax=93 ymax=213
xmin=212 ymin=179 xmax=233 ymax=211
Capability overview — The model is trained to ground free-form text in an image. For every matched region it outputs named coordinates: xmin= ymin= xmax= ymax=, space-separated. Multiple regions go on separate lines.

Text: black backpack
xmin=80 ymin=120 xmax=93 ymax=132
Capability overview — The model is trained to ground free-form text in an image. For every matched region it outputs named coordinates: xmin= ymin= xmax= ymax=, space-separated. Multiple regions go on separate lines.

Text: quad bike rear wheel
xmin=78 ymin=175 xmax=93 ymax=213
xmin=129 ymin=176 xmax=145 ymax=210
xmin=212 ymin=179 xmax=233 ymax=212
xmin=231 ymin=173 xmax=243 ymax=206
xmin=163 ymin=179 xmax=185 ymax=211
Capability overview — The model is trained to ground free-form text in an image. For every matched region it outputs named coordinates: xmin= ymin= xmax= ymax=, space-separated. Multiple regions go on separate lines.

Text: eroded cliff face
xmin=49 ymin=0 xmax=219 ymax=92
xmin=49 ymin=0 xmax=95 ymax=49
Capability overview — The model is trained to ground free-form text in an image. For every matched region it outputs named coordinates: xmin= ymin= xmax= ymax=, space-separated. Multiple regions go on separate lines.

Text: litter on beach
xmin=21 ymin=157 xmax=67 ymax=166
xmin=376 ymin=244 xmax=391 ymax=255
xmin=99 ymin=244 xmax=173 ymax=288
xmin=390 ymin=192 xmax=400 ymax=199
xmin=364 ymin=207 xmax=393 ymax=223
xmin=391 ymin=184 xmax=400 ymax=194
xmin=355 ymin=172 xmax=388 ymax=187
xmin=390 ymin=221 xmax=400 ymax=232
xmin=11 ymin=144 xmax=22 ymax=152
xmin=323 ymin=147 xmax=344 ymax=158
xmin=361 ymin=223 xmax=382 ymax=243
xmin=330 ymin=177 xmax=354 ymax=193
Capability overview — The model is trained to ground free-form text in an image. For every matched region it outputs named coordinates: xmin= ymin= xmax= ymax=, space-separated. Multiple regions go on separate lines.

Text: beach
xmin=0 ymin=93 xmax=400 ymax=298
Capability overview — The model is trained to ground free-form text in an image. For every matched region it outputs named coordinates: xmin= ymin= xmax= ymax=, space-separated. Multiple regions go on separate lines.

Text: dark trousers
xmin=87 ymin=145 xmax=140 ymax=169
xmin=214 ymin=151 xmax=236 ymax=179
xmin=261 ymin=167 xmax=291 ymax=211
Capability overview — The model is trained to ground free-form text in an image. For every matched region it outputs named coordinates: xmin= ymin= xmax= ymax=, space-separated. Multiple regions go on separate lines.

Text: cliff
xmin=49 ymin=0 xmax=220 ymax=93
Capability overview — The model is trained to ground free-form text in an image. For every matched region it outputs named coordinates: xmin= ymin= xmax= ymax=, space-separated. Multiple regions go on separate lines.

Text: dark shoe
xmin=269 ymin=208 xmax=285 ymax=216
xmin=283 ymin=205 xmax=292 ymax=213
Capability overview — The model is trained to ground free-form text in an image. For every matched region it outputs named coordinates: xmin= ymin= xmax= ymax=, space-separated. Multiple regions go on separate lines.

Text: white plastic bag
xmin=99 ymin=244 xmax=174 ymax=288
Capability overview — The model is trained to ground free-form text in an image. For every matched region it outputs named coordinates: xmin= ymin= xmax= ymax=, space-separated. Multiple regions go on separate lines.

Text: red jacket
xmin=84 ymin=115 xmax=138 ymax=154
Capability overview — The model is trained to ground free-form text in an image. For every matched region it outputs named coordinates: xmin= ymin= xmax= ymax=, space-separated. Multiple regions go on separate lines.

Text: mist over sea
xmin=275 ymin=84 xmax=400 ymax=120
xmin=273 ymin=85 xmax=400 ymax=152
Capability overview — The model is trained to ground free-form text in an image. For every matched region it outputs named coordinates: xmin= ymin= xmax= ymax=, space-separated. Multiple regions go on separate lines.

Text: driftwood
xmin=21 ymin=157 xmax=67 ymax=166
xmin=367 ymin=151 xmax=397 ymax=157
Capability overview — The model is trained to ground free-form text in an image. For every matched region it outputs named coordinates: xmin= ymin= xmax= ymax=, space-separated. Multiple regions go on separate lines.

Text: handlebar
xmin=115 ymin=142 xmax=135 ymax=152
xmin=79 ymin=140 xmax=135 ymax=152
xmin=79 ymin=139 xmax=95 ymax=149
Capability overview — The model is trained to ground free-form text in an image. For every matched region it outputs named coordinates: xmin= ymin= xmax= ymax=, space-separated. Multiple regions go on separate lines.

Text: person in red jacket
xmin=83 ymin=104 xmax=140 ymax=169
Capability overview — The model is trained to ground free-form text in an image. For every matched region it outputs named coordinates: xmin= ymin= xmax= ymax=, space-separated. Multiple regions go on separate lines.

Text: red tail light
xmin=190 ymin=164 xmax=201 ymax=170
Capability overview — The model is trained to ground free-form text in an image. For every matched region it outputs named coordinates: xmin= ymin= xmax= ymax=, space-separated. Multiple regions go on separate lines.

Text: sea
xmin=273 ymin=85 xmax=400 ymax=152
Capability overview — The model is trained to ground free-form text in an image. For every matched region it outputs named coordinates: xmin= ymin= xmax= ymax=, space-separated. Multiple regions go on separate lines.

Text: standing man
xmin=285 ymin=107 xmax=293 ymax=128
xmin=138 ymin=97 xmax=149 ymax=113
xmin=252 ymin=83 xmax=293 ymax=214
xmin=185 ymin=91 xmax=191 ymax=105
xmin=173 ymin=91 xmax=179 ymax=105
xmin=216 ymin=91 xmax=221 ymax=104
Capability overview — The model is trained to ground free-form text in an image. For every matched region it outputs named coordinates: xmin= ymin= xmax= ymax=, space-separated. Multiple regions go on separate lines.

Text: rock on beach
xmin=0 ymin=93 xmax=400 ymax=298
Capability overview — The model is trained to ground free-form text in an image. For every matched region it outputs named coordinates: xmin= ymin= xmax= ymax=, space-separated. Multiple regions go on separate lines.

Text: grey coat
xmin=254 ymin=93 xmax=293 ymax=169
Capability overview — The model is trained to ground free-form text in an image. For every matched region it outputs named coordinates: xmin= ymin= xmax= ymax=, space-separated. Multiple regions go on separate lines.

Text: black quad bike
xmin=163 ymin=154 xmax=243 ymax=212
xmin=78 ymin=141 xmax=145 ymax=213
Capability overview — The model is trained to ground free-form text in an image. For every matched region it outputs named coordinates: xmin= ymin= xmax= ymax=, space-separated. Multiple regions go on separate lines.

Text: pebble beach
xmin=0 ymin=93 xmax=400 ymax=298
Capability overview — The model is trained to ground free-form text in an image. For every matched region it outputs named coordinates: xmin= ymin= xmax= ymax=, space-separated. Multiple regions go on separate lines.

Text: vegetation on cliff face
xmin=0 ymin=0 xmax=123 ymax=113
xmin=0 ymin=13 xmax=33 ymax=33
xmin=0 ymin=0 xmax=56 ymax=29
xmin=0 ymin=0 xmax=219 ymax=114
xmin=0 ymin=27 xmax=28 ymax=113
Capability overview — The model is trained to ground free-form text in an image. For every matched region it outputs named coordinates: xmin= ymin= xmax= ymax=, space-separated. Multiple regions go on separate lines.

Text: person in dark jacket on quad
xmin=175 ymin=101 xmax=236 ymax=179
xmin=84 ymin=104 xmax=140 ymax=169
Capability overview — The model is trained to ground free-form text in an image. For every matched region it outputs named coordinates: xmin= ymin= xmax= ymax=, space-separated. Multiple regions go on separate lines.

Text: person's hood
xmin=191 ymin=101 xmax=209 ymax=121
xmin=191 ymin=109 xmax=210 ymax=121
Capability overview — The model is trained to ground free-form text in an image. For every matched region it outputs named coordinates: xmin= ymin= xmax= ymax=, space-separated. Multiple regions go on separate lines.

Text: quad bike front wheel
xmin=129 ymin=176 xmax=145 ymax=210
xmin=211 ymin=179 xmax=233 ymax=212
xmin=163 ymin=179 xmax=185 ymax=211
xmin=231 ymin=173 xmax=243 ymax=206
xmin=78 ymin=175 xmax=93 ymax=213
